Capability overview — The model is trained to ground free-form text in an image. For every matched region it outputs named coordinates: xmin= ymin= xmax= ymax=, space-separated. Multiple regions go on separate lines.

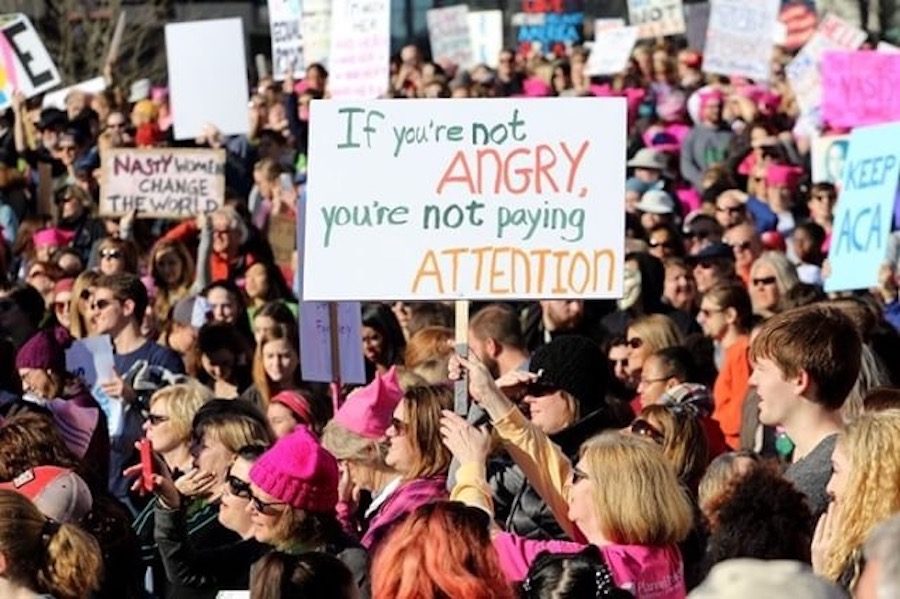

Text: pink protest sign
xmin=822 ymin=51 xmax=900 ymax=128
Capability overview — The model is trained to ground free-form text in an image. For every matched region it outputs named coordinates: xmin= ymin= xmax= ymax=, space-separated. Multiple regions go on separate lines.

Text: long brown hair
xmin=252 ymin=323 xmax=300 ymax=407
xmin=149 ymin=239 xmax=195 ymax=320
xmin=401 ymin=384 xmax=452 ymax=479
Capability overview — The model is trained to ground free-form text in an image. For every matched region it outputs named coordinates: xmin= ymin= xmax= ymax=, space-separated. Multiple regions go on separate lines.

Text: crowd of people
xmin=0 ymin=15 xmax=898 ymax=599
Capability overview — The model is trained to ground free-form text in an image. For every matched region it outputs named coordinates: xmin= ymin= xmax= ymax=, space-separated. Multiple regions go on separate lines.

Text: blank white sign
xmin=165 ymin=18 xmax=250 ymax=140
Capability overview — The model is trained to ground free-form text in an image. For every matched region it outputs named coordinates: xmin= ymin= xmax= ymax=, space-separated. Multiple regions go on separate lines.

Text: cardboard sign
xmin=822 ymin=51 xmax=900 ymax=128
xmin=826 ymin=123 xmax=900 ymax=292
xmin=268 ymin=211 xmax=296 ymax=269
xmin=303 ymin=98 xmax=627 ymax=301
xmin=268 ymin=0 xmax=304 ymax=79
xmin=328 ymin=0 xmax=390 ymax=99
xmin=0 ymin=14 xmax=61 ymax=109
xmin=165 ymin=18 xmax=250 ymax=140
xmin=628 ymin=0 xmax=685 ymax=38
xmin=785 ymin=14 xmax=866 ymax=117
xmin=299 ymin=301 xmax=366 ymax=384
xmin=586 ymin=26 xmax=639 ymax=76
xmin=427 ymin=5 xmax=473 ymax=71
xmin=684 ymin=2 xmax=710 ymax=50
xmin=468 ymin=10 xmax=503 ymax=69
xmin=42 ymin=77 xmax=106 ymax=110
xmin=303 ymin=9 xmax=331 ymax=67
xmin=100 ymin=148 xmax=226 ymax=218
xmin=811 ymin=134 xmax=850 ymax=185
xmin=703 ymin=0 xmax=780 ymax=81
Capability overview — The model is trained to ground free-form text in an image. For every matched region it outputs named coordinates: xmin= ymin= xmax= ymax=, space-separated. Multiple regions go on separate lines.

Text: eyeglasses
xmin=390 ymin=417 xmax=409 ymax=436
xmin=100 ymin=249 xmax=122 ymax=260
xmin=649 ymin=239 xmax=676 ymax=250
xmin=571 ymin=466 xmax=590 ymax=484
xmin=630 ymin=419 xmax=665 ymax=444
xmin=90 ymin=298 xmax=118 ymax=311
xmin=728 ymin=241 xmax=753 ymax=252
xmin=225 ymin=468 xmax=252 ymax=499
xmin=716 ymin=205 xmax=744 ymax=215
xmin=249 ymin=494 xmax=289 ymax=516
xmin=626 ymin=337 xmax=643 ymax=349
xmin=145 ymin=413 xmax=170 ymax=426
xmin=752 ymin=276 xmax=777 ymax=287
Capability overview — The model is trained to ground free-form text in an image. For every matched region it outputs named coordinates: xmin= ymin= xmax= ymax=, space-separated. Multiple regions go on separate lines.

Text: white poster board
xmin=299 ymin=301 xmax=366 ymax=384
xmin=165 ymin=18 xmax=250 ymax=140
xmin=586 ymin=26 xmax=639 ymax=76
xmin=627 ymin=0 xmax=686 ymax=38
xmin=0 ymin=14 xmax=61 ymax=109
xmin=328 ymin=0 xmax=390 ymax=99
xmin=268 ymin=0 xmax=304 ymax=78
xmin=303 ymin=98 xmax=627 ymax=301
xmin=42 ymin=76 xmax=106 ymax=110
xmin=468 ymin=10 xmax=503 ymax=68
xmin=810 ymin=134 xmax=849 ymax=185
xmin=427 ymin=5 xmax=473 ymax=71
xmin=302 ymin=9 xmax=331 ymax=67
xmin=703 ymin=0 xmax=780 ymax=81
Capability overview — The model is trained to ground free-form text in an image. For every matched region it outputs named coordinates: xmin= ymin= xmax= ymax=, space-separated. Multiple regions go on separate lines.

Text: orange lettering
xmin=411 ymin=250 xmax=444 ymax=294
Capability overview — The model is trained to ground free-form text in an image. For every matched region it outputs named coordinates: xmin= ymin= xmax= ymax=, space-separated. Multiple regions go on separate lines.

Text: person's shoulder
xmin=141 ymin=341 xmax=185 ymax=372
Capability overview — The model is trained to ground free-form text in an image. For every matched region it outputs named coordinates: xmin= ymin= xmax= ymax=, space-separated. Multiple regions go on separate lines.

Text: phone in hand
xmin=139 ymin=438 xmax=154 ymax=493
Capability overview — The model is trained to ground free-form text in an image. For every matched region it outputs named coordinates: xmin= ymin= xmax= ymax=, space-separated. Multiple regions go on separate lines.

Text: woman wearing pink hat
xmin=246 ymin=426 xmax=370 ymax=595
xmin=322 ymin=368 xmax=450 ymax=549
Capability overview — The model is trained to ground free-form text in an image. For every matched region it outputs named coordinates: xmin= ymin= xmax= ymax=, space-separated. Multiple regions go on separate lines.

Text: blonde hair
xmin=0 ymin=490 xmax=102 ymax=599
xmin=68 ymin=270 xmax=100 ymax=339
xmin=823 ymin=410 xmax=900 ymax=584
xmin=749 ymin=251 xmax=799 ymax=315
xmin=149 ymin=382 xmax=214 ymax=441
xmin=627 ymin=314 xmax=684 ymax=355
xmin=404 ymin=326 xmax=454 ymax=370
xmin=697 ymin=451 xmax=759 ymax=521
xmin=580 ymin=432 xmax=693 ymax=545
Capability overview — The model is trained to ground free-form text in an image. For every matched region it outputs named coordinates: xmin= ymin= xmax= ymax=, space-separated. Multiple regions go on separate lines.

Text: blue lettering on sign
xmin=835 ymin=203 xmax=883 ymax=254
xmin=517 ymin=12 xmax=583 ymax=45
xmin=843 ymin=155 xmax=898 ymax=191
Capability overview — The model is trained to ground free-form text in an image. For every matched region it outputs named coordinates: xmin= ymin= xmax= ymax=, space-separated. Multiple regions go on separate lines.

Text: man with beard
xmin=468 ymin=303 xmax=530 ymax=378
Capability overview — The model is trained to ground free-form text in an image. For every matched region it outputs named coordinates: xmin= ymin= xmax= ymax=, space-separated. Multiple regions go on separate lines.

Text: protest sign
xmin=593 ymin=18 xmax=625 ymax=35
xmin=303 ymin=9 xmax=331 ymax=67
xmin=427 ymin=5 xmax=473 ymax=71
xmin=42 ymin=77 xmax=106 ymax=110
xmin=513 ymin=0 xmax=584 ymax=54
xmin=811 ymin=134 xmax=849 ymax=185
xmin=99 ymin=148 xmax=226 ymax=218
xmin=785 ymin=14 xmax=866 ymax=117
xmin=703 ymin=0 xmax=780 ymax=81
xmin=0 ymin=14 xmax=61 ymax=109
xmin=303 ymin=98 xmax=627 ymax=301
xmin=268 ymin=211 xmax=296 ymax=271
xmin=778 ymin=1 xmax=816 ymax=50
xmin=468 ymin=10 xmax=503 ymax=68
xmin=684 ymin=2 xmax=709 ymax=50
xmin=627 ymin=0 xmax=685 ymax=38
xmin=299 ymin=301 xmax=366 ymax=384
xmin=65 ymin=335 xmax=122 ymax=434
xmin=586 ymin=26 xmax=639 ymax=76
xmin=268 ymin=0 xmax=304 ymax=79
xmin=821 ymin=51 xmax=900 ymax=128
xmin=165 ymin=18 xmax=249 ymax=140
xmin=328 ymin=0 xmax=390 ymax=99
xmin=826 ymin=122 xmax=900 ymax=292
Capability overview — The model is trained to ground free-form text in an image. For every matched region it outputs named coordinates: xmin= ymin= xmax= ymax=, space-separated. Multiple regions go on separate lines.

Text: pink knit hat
xmin=249 ymin=427 xmax=338 ymax=513
xmin=271 ymin=390 xmax=313 ymax=425
xmin=332 ymin=366 xmax=403 ymax=439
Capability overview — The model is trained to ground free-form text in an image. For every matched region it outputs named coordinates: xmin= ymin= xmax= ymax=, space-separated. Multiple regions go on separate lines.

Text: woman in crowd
xmin=144 ymin=383 xmax=213 ymax=476
xmin=625 ymin=313 xmax=685 ymax=393
xmin=52 ymin=277 xmax=75 ymax=330
xmin=202 ymin=279 xmax=255 ymax=343
xmin=362 ymin=303 xmax=407 ymax=382
xmin=193 ymin=322 xmax=254 ymax=399
xmin=814 ymin=409 xmax=900 ymax=591
xmin=148 ymin=239 xmax=195 ymax=323
xmin=403 ymin=325 xmax=454 ymax=382
xmin=632 ymin=403 xmax=709 ymax=493
xmin=246 ymin=426 xmax=369 ymax=594
xmin=96 ymin=235 xmax=139 ymax=276
xmin=0 ymin=490 xmax=103 ymax=599
xmin=748 ymin=251 xmax=799 ymax=318
xmin=244 ymin=260 xmax=297 ymax=320
xmin=252 ymin=300 xmax=298 ymax=345
xmin=251 ymin=551 xmax=358 ymax=599
xmin=267 ymin=389 xmax=316 ymax=438
xmin=371 ymin=501 xmax=514 ymax=599
xmin=243 ymin=323 xmax=303 ymax=409
xmin=446 ymin=353 xmax=692 ymax=595
xmin=68 ymin=269 xmax=99 ymax=338
xmin=663 ymin=256 xmax=697 ymax=316
xmin=696 ymin=282 xmax=753 ymax=449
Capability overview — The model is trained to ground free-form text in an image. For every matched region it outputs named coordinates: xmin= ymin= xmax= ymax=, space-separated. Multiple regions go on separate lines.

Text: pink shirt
xmin=493 ymin=532 xmax=686 ymax=599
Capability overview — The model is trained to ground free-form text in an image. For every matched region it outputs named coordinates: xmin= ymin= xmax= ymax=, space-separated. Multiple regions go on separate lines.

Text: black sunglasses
xmin=225 ymin=468 xmax=252 ymax=499
xmin=649 ymin=239 xmax=676 ymax=249
xmin=144 ymin=413 xmax=169 ymax=426
xmin=729 ymin=241 xmax=753 ymax=252
xmin=100 ymin=249 xmax=123 ymax=260
xmin=752 ymin=276 xmax=777 ymax=287
xmin=249 ymin=494 xmax=289 ymax=515
xmin=91 ymin=298 xmax=116 ymax=311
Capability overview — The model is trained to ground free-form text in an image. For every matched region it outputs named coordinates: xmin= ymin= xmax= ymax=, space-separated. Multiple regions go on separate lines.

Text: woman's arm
xmin=190 ymin=213 xmax=212 ymax=294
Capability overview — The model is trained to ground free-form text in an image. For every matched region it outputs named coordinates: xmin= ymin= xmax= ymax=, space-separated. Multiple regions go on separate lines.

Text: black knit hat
xmin=529 ymin=335 xmax=608 ymax=413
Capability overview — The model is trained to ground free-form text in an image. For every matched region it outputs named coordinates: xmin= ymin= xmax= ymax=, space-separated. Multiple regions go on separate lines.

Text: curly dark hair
xmin=703 ymin=461 xmax=813 ymax=574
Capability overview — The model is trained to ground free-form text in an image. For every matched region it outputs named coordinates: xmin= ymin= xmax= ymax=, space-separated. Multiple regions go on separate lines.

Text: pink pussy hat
xmin=333 ymin=366 xmax=403 ymax=439
xmin=249 ymin=426 xmax=338 ymax=513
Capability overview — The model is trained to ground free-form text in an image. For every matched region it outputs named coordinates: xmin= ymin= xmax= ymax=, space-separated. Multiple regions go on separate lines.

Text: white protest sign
xmin=628 ymin=0 xmax=686 ymax=38
xmin=785 ymin=14 xmax=866 ymax=117
xmin=65 ymin=335 xmax=122 ymax=435
xmin=99 ymin=148 xmax=226 ymax=218
xmin=303 ymin=9 xmax=331 ymax=67
xmin=594 ymin=18 xmax=626 ymax=34
xmin=586 ymin=26 xmax=639 ymax=76
xmin=703 ymin=0 xmax=780 ymax=81
xmin=468 ymin=10 xmax=503 ymax=68
xmin=165 ymin=18 xmax=250 ymax=140
xmin=303 ymin=98 xmax=627 ymax=301
xmin=0 ymin=14 xmax=61 ymax=109
xmin=268 ymin=0 xmax=304 ymax=79
xmin=42 ymin=77 xmax=106 ymax=110
xmin=328 ymin=0 xmax=390 ymax=99
xmin=427 ymin=5 xmax=473 ymax=71
xmin=299 ymin=301 xmax=366 ymax=384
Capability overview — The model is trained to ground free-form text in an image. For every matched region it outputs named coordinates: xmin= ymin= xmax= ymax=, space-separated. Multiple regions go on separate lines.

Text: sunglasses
xmin=729 ymin=241 xmax=753 ymax=252
xmin=752 ymin=276 xmax=777 ymax=287
xmin=649 ymin=239 xmax=676 ymax=250
xmin=631 ymin=419 xmax=665 ymax=444
xmin=91 ymin=298 xmax=117 ymax=311
xmin=249 ymin=494 xmax=289 ymax=516
xmin=145 ymin=413 xmax=170 ymax=426
xmin=100 ymin=249 xmax=123 ymax=260
xmin=390 ymin=417 xmax=409 ymax=436
xmin=626 ymin=337 xmax=643 ymax=349
xmin=225 ymin=469 xmax=252 ymax=499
